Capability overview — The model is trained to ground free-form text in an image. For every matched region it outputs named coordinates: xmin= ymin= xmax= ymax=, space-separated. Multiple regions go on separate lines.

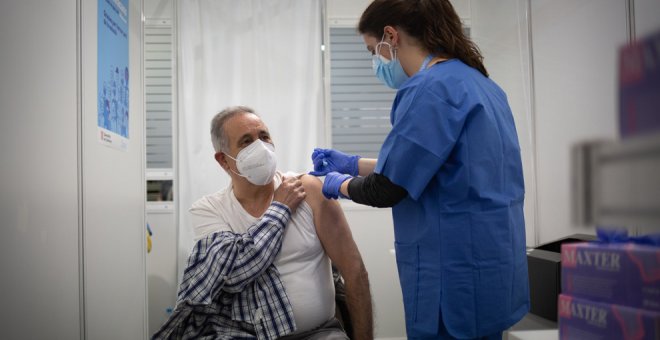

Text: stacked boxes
xmin=559 ymin=241 xmax=660 ymax=339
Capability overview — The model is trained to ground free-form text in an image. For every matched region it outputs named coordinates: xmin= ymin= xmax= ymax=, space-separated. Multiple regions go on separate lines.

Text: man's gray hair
xmin=210 ymin=106 xmax=258 ymax=152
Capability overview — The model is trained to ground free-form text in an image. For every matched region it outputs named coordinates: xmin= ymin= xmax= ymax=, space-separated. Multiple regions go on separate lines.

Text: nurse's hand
xmin=309 ymin=148 xmax=360 ymax=176
xmin=321 ymin=172 xmax=352 ymax=200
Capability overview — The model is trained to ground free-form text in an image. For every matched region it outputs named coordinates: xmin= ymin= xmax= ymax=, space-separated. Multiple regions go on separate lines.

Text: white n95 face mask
xmin=225 ymin=140 xmax=277 ymax=186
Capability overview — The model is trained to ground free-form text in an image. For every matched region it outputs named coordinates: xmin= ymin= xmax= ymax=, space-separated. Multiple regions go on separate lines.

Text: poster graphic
xmin=98 ymin=0 xmax=129 ymax=151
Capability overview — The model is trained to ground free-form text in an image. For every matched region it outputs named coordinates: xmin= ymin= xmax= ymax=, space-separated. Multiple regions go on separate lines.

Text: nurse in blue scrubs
xmin=310 ymin=0 xmax=530 ymax=339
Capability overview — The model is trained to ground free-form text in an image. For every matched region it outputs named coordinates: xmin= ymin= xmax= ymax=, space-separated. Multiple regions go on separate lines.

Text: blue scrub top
xmin=375 ymin=59 xmax=530 ymax=338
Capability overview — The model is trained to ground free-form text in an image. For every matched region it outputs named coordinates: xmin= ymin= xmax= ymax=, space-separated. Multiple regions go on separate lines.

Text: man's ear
xmin=214 ymin=151 xmax=229 ymax=170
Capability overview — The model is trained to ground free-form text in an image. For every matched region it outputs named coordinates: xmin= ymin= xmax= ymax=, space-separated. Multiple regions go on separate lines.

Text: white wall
xmin=0 ymin=0 xmax=147 ymax=338
xmin=0 ymin=1 xmax=82 ymax=338
xmin=531 ymin=0 xmax=627 ymax=243
xmin=326 ymin=0 xmax=371 ymax=24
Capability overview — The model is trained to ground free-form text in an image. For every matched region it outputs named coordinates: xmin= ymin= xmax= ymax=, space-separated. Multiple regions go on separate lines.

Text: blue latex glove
xmin=321 ymin=172 xmax=352 ymax=200
xmin=309 ymin=148 xmax=360 ymax=176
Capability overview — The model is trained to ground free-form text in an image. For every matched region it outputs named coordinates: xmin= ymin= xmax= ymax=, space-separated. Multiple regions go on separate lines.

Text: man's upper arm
xmin=301 ymin=175 xmax=364 ymax=274
xmin=302 ymin=175 xmax=373 ymax=339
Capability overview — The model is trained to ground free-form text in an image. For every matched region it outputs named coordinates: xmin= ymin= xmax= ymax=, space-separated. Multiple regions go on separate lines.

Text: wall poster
xmin=98 ymin=0 xmax=129 ymax=151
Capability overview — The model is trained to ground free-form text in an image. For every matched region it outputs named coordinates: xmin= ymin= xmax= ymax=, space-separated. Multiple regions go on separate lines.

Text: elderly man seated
xmin=154 ymin=106 xmax=373 ymax=340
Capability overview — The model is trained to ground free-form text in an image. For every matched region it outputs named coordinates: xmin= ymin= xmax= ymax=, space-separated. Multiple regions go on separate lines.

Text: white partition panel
xmin=81 ymin=0 xmax=147 ymax=338
xmin=531 ymin=0 xmax=627 ymax=244
xmin=0 ymin=1 xmax=82 ymax=338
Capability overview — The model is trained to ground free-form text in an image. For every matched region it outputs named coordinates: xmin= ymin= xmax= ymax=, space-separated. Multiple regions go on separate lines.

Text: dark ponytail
xmin=358 ymin=0 xmax=488 ymax=77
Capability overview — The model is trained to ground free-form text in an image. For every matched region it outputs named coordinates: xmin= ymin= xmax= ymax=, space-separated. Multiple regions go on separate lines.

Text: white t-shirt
xmin=189 ymin=172 xmax=335 ymax=333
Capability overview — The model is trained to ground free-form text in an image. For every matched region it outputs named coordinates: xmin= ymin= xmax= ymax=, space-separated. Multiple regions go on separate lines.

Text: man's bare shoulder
xmin=299 ymin=174 xmax=324 ymax=200
xmin=299 ymin=173 xmax=322 ymax=187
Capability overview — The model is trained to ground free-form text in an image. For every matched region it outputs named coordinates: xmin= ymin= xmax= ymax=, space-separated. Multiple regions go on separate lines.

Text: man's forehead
xmin=226 ymin=113 xmax=268 ymax=137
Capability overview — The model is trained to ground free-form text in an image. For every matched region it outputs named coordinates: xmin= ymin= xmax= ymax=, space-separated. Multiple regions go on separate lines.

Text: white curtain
xmin=177 ymin=0 xmax=324 ymax=281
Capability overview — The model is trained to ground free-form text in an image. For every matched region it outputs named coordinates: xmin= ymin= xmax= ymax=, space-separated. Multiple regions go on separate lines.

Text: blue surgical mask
xmin=372 ymin=35 xmax=409 ymax=89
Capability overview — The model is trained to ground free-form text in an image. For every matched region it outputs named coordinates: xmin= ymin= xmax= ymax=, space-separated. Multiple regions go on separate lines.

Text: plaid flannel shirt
xmin=152 ymin=202 xmax=297 ymax=340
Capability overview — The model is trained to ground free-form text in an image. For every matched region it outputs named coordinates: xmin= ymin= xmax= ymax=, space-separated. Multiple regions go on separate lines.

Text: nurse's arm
xmin=357 ymin=158 xmax=377 ymax=177
xmin=301 ymin=175 xmax=374 ymax=340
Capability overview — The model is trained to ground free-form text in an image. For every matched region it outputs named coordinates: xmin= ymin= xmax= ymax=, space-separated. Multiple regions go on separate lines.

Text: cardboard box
xmin=561 ymin=241 xmax=660 ymax=311
xmin=527 ymin=234 xmax=597 ymax=321
xmin=619 ymin=29 xmax=660 ymax=139
xmin=559 ymin=294 xmax=660 ymax=340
